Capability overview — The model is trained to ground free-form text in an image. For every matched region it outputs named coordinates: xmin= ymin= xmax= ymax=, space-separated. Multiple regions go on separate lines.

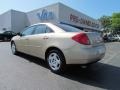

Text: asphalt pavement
xmin=0 ymin=42 xmax=120 ymax=90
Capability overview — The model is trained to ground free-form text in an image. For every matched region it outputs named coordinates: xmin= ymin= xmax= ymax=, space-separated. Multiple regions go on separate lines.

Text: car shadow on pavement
xmin=62 ymin=63 xmax=120 ymax=90
xmin=16 ymin=53 xmax=120 ymax=90
xmin=16 ymin=52 xmax=48 ymax=68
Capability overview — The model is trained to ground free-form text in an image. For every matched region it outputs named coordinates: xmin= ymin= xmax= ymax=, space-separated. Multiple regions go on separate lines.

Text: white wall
xmin=11 ymin=10 xmax=27 ymax=33
xmin=0 ymin=3 xmax=101 ymax=33
xmin=27 ymin=3 xmax=60 ymax=25
xmin=0 ymin=10 xmax=27 ymax=33
xmin=26 ymin=3 xmax=101 ymax=31
xmin=58 ymin=3 xmax=101 ymax=31
xmin=0 ymin=10 xmax=11 ymax=32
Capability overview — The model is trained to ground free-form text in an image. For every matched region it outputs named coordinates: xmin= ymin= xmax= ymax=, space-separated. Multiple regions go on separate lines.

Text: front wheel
xmin=11 ymin=42 xmax=18 ymax=55
xmin=47 ymin=50 xmax=66 ymax=74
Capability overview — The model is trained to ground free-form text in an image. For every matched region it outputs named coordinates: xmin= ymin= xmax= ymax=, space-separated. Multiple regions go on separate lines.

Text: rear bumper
xmin=63 ymin=44 xmax=106 ymax=64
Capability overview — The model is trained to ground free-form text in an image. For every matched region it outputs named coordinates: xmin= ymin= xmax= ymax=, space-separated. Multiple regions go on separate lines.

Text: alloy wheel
xmin=48 ymin=52 xmax=61 ymax=71
xmin=11 ymin=43 xmax=16 ymax=54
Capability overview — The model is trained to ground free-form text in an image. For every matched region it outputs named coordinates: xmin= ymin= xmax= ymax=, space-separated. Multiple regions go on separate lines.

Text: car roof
xmin=30 ymin=23 xmax=65 ymax=33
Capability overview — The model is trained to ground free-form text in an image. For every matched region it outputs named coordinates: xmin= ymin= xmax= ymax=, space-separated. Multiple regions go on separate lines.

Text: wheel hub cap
xmin=12 ymin=44 xmax=15 ymax=53
xmin=48 ymin=53 xmax=61 ymax=71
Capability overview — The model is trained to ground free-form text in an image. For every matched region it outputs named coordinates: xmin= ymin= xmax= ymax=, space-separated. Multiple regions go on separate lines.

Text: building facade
xmin=0 ymin=3 xmax=101 ymax=33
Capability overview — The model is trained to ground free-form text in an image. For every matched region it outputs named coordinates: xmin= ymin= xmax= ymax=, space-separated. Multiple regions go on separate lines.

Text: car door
xmin=27 ymin=24 xmax=48 ymax=58
xmin=16 ymin=26 xmax=35 ymax=54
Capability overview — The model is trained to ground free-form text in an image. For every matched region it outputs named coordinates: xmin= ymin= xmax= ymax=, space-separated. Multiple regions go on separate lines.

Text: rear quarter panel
xmin=41 ymin=33 xmax=78 ymax=59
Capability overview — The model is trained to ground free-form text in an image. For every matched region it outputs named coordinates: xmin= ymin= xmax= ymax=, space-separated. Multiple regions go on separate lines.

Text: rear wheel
xmin=47 ymin=50 xmax=66 ymax=74
xmin=11 ymin=42 xmax=18 ymax=55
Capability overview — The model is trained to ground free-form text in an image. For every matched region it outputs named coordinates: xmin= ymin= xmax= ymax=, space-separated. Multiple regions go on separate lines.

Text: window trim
xmin=32 ymin=24 xmax=47 ymax=35
xmin=33 ymin=24 xmax=54 ymax=35
xmin=45 ymin=25 xmax=54 ymax=33
xmin=20 ymin=24 xmax=55 ymax=36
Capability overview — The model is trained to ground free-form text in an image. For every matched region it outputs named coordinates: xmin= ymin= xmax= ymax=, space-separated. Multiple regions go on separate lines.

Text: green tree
xmin=112 ymin=13 xmax=120 ymax=34
xmin=98 ymin=16 xmax=112 ymax=32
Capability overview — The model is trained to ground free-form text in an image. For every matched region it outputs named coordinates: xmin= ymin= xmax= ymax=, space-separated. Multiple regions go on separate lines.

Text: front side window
xmin=22 ymin=26 xmax=35 ymax=36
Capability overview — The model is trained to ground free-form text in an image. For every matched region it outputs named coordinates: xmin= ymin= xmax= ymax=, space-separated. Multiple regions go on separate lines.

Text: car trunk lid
xmin=86 ymin=32 xmax=103 ymax=46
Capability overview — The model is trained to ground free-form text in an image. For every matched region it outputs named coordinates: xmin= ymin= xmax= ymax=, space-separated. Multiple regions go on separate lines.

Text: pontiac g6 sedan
xmin=11 ymin=23 xmax=106 ymax=73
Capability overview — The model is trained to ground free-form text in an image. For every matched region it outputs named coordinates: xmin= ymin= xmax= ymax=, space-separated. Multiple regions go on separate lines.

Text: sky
xmin=0 ymin=0 xmax=119 ymax=19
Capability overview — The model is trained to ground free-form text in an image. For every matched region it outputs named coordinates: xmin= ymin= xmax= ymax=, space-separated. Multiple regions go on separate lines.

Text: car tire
xmin=11 ymin=42 xmax=18 ymax=55
xmin=47 ymin=49 xmax=66 ymax=74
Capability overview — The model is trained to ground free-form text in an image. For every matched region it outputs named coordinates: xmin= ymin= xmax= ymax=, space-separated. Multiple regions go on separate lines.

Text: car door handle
xmin=43 ymin=36 xmax=49 ymax=40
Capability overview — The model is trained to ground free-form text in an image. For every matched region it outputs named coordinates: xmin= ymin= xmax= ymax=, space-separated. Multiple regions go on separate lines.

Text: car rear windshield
xmin=56 ymin=24 xmax=82 ymax=32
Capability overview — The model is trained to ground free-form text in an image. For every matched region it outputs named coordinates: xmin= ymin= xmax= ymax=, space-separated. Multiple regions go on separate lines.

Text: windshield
xmin=56 ymin=24 xmax=82 ymax=32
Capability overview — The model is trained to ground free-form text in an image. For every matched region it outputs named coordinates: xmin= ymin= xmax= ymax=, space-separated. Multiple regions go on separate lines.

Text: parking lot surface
xmin=0 ymin=42 xmax=120 ymax=90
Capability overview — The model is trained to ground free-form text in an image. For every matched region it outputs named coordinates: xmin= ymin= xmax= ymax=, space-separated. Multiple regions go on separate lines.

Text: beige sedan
xmin=11 ymin=23 xmax=106 ymax=73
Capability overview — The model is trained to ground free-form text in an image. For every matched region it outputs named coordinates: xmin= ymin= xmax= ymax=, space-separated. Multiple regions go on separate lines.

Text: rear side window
xmin=4 ymin=32 xmax=9 ymax=35
xmin=33 ymin=24 xmax=54 ymax=35
xmin=34 ymin=25 xmax=46 ymax=34
xmin=3 ymin=31 xmax=16 ymax=35
xmin=57 ymin=24 xmax=81 ymax=32
xmin=46 ymin=27 xmax=54 ymax=33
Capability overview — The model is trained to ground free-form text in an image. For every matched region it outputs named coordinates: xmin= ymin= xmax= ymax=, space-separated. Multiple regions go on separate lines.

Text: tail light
xmin=72 ymin=33 xmax=90 ymax=45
